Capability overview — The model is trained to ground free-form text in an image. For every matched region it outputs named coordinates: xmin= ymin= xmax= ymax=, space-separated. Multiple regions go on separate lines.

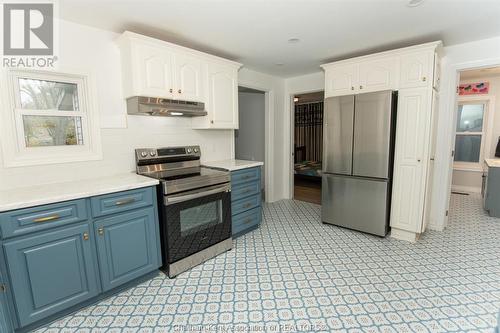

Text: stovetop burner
xmin=135 ymin=146 xmax=230 ymax=195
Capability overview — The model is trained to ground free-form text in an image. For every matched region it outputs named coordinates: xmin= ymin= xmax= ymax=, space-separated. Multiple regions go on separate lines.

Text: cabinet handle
xmin=359 ymin=85 xmax=363 ymax=89
xmin=115 ymin=198 xmax=135 ymax=206
xmin=169 ymin=88 xmax=173 ymax=93
xmin=83 ymin=232 xmax=89 ymax=241
xmin=98 ymin=227 xmax=104 ymax=236
xmin=422 ymin=77 xmax=427 ymax=82
xmin=430 ymin=157 xmax=435 ymax=161
xmin=351 ymin=86 xmax=355 ymax=91
xmin=244 ymin=218 xmax=253 ymax=225
xmin=178 ymin=89 xmax=182 ymax=94
xmin=33 ymin=215 xmax=60 ymax=223
xmin=243 ymin=203 xmax=252 ymax=208
xmin=210 ymin=120 xmax=214 ymax=124
xmin=417 ymin=159 xmax=421 ymax=162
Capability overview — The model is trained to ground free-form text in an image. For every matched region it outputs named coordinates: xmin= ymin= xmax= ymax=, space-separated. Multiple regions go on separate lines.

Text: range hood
xmin=126 ymin=96 xmax=207 ymax=117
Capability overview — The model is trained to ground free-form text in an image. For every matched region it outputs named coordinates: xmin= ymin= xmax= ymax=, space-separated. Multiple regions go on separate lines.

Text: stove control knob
xmin=149 ymin=151 xmax=156 ymax=157
xmin=140 ymin=151 xmax=148 ymax=158
xmin=187 ymin=148 xmax=192 ymax=154
xmin=194 ymin=148 xmax=199 ymax=153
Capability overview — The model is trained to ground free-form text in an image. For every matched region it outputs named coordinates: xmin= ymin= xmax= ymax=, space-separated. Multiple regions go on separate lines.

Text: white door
xmin=207 ymin=63 xmax=238 ymax=128
xmin=391 ymin=88 xmax=432 ymax=233
xmin=324 ymin=64 xmax=358 ymax=97
xmin=400 ymin=51 xmax=433 ymax=89
xmin=136 ymin=44 xmax=174 ymax=98
xmin=422 ymin=90 xmax=440 ymax=232
xmin=174 ymin=53 xmax=204 ymax=102
xmin=358 ymin=57 xmax=398 ymax=93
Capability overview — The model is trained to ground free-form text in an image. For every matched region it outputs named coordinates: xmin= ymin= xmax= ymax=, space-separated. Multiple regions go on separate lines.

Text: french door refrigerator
xmin=322 ymin=91 xmax=397 ymax=236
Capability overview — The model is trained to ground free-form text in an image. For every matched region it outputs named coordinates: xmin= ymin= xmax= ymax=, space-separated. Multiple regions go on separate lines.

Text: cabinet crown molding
xmin=117 ymin=31 xmax=242 ymax=69
xmin=320 ymin=40 xmax=442 ymax=70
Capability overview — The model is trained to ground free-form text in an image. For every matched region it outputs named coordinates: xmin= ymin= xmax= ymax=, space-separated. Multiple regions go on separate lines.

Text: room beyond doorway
xmin=236 ymin=86 xmax=266 ymax=198
xmin=293 ymin=91 xmax=324 ymax=205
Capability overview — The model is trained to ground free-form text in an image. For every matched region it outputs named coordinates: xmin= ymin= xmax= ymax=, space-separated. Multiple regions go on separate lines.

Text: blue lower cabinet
xmin=231 ymin=167 xmax=262 ymax=237
xmin=94 ymin=208 xmax=160 ymax=291
xmin=3 ymin=224 xmax=99 ymax=327
xmin=0 ymin=272 xmax=12 ymax=333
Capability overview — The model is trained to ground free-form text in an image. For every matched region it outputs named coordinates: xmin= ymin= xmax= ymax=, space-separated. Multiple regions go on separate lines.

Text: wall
xmin=283 ymin=72 xmax=325 ymax=198
xmin=451 ymin=74 xmax=500 ymax=192
xmin=0 ymin=20 xmax=234 ymax=190
xmin=235 ymin=91 xmax=266 ymax=189
xmin=432 ymin=35 xmax=500 ymax=230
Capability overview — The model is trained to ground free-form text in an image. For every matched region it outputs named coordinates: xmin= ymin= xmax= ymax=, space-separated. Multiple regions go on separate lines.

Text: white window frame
xmin=453 ymin=95 xmax=495 ymax=172
xmin=0 ymin=69 xmax=102 ymax=167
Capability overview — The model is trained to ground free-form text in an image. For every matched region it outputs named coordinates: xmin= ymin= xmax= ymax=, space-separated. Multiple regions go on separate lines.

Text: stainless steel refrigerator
xmin=322 ymin=90 xmax=397 ymax=236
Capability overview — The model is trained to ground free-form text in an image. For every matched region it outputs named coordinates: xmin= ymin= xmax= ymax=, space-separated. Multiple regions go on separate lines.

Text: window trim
xmin=0 ymin=68 xmax=102 ymax=167
xmin=453 ymin=95 xmax=495 ymax=171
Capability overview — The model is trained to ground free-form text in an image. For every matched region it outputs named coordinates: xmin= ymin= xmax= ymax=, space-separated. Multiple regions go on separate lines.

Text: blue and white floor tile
xmin=36 ymin=194 xmax=500 ymax=332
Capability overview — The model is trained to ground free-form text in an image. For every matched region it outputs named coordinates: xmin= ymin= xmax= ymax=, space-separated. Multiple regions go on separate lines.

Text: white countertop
xmin=203 ymin=159 xmax=264 ymax=171
xmin=0 ymin=173 xmax=159 ymax=212
xmin=485 ymin=158 xmax=500 ymax=168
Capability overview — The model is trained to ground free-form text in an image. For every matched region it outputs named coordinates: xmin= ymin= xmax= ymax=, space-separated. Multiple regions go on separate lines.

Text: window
xmin=454 ymin=103 xmax=485 ymax=163
xmin=0 ymin=70 xmax=102 ymax=167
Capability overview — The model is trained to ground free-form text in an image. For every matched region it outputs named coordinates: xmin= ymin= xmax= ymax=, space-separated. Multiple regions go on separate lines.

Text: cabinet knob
xmin=417 ymin=159 xmax=421 ymax=162
xmin=422 ymin=77 xmax=427 ymax=82
xmin=98 ymin=227 xmax=104 ymax=236
xmin=169 ymin=88 xmax=173 ymax=93
xmin=178 ymin=89 xmax=182 ymax=94
xmin=359 ymin=85 xmax=363 ymax=89
xmin=83 ymin=232 xmax=89 ymax=241
xmin=210 ymin=120 xmax=214 ymax=124
xmin=351 ymin=86 xmax=355 ymax=91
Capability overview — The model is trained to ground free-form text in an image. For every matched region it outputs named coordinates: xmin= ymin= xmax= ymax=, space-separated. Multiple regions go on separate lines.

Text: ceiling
xmin=59 ymin=0 xmax=500 ymax=77
xmin=460 ymin=66 xmax=500 ymax=79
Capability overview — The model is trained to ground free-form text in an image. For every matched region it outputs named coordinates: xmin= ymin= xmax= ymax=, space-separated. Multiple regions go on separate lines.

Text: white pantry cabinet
xmin=321 ymin=41 xmax=442 ymax=242
xmin=118 ymin=31 xmax=241 ymax=129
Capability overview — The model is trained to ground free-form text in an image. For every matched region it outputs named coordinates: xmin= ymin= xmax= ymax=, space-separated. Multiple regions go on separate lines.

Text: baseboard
xmin=390 ymin=228 xmax=419 ymax=243
xmin=451 ymin=185 xmax=481 ymax=194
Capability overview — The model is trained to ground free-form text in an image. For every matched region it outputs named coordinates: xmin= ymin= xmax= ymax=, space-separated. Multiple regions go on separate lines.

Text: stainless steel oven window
xmin=179 ymin=199 xmax=223 ymax=236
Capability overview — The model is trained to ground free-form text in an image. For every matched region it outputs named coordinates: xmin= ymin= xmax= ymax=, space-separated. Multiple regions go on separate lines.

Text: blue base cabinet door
xmin=94 ymin=208 xmax=159 ymax=292
xmin=3 ymin=224 xmax=99 ymax=327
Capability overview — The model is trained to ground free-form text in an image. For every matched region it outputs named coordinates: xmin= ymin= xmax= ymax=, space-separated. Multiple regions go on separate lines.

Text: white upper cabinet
xmin=324 ymin=64 xmax=358 ymax=97
xmin=118 ymin=31 xmax=241 ymax=129
xmin=399 ymin=51 xmax=433 ymax=89
xmin=193 ymin=62 xmax=239 ymax=129
xmin=135 ymin=44 xmax=175 ymax=99
xmin=174 ymin=53 xmax=203 ymax=102
xmin=358 ymin=57 xmax=399 ymax=93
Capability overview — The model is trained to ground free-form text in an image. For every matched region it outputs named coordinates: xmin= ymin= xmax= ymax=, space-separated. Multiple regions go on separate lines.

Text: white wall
xmin=0 ymin=20 xmax=234 ymax=190
xmin=283 ymin=72 xmax=325 ymax=198
xmin=451 ymin=74 xmax=500 ymax=192
xmin=236 ymin=91 xmax=266 ymax=189
xmin=432 ymin=35 xmax=500 ymax=230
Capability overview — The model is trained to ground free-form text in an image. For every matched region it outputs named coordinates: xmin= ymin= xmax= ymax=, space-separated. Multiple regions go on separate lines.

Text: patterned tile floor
xmin=36 ymin=194 xmax=500 ymax=332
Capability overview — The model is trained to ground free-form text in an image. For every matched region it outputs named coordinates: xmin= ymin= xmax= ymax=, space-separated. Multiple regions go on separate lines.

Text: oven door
xmin=162 ymin=183 xmax=231 ymax=264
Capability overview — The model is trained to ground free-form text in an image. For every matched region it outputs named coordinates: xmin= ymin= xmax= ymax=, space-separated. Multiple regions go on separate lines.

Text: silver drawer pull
xmin=243 ymin=203 xmax=252 ymax=208
xmin=115 ymin=198 xmax=135 ymax=206
xmin=33 ymin=215 xmax=60 ymax=223
xmin=243 ymin=218 xmax=253 ymax=224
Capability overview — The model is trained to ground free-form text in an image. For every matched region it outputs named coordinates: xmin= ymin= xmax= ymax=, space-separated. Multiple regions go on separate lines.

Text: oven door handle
xmin=164 ymin=183 xmax=231 ymax=205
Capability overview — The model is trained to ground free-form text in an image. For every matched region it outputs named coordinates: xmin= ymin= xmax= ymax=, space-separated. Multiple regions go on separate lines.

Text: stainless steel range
xmin=136 ymin=146 xmax=232 ymax=278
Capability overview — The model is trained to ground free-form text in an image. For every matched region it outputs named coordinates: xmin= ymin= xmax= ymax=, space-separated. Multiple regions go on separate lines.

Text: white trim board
xmin=451 ymin=185 xmax=481 ymax=194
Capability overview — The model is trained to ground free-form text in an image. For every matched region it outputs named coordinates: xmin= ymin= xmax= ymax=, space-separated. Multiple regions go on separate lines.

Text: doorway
xmin=450 ymin=66 xmax=499 ymax=198
xmin=236 ymin=86 xmax=266 ymax=198
xmin=293 ymin=91 xmax=324 ymax=205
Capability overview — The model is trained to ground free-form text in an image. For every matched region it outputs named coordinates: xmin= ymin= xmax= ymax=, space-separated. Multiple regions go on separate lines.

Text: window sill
xmin=453 ymin=163 xmax=483 ymax=172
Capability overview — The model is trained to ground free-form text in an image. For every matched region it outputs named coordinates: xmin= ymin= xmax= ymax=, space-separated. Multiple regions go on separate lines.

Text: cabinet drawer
xmin=0 ymin=200 xmax=88 ymax=239
xmin=233 ymin=207 xmax=261 ymax=236
xmin=91 ymin=187 xmax=154 ymax=218
xmin=232 ymin=181 xmax=260 ymax=201
xmin=232 ymin=193 xmax=261 ymax=216
xmin=231 ymin=167 xmax=260 ymax=186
